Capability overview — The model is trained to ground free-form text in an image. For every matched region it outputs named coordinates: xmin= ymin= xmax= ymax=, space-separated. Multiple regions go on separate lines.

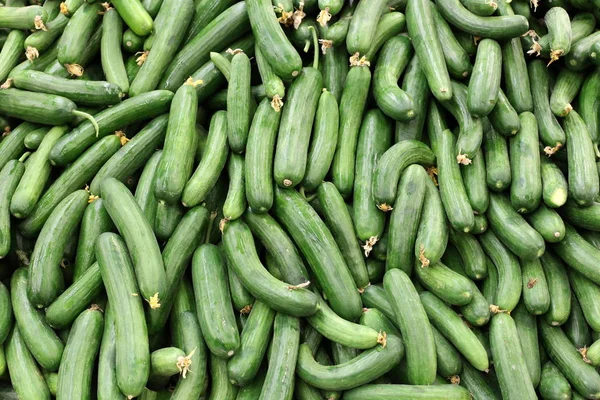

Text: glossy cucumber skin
xmin=578 ymin=68 xmax=600 ymax=144
xmin=563 ymin=111 xmax=599 ymax=206
xmin=540 ymin=251 xmax=572 ymax=326
xmin=468 ymin=39 xmax=501 ymax=117
xmin=488 ymin=88 xmax=520 ymax=136
xmin=274 ymin=68 xmax=323 ymax=188
xmin=415 ymin=176 xmax=448 ymax=268
xmin=545 ymin=6 xmax=572 ymax=59
xmin=525 ymin=202 xmax=565 ymax=243
xmin=96 ymin=232 xmax=150 ymax=398
xmin=0 ymin=160 xmax=25 ymax=258
xmin=11 ymin=268 xmax=64 ymax=372
xmin=170 ymin=311 xmax=207 ymax=399
xmin=111 ymin=0 xmax=153 ymax=36
xmin=0 ymin=88 xmax=78 ymax=126
xmin=28 ymin=190 xmax=88 ymax=308
xmin=57 ymin=3 xmax=102 ymax=66
xmin=501 ymin=35 xmax=533 ymax=113
xmin=0 ymin=30 xmax=26 ymax=83
xmin=303 ymin=90 xmax=339 ymax=192
xmin=101 ymin=9 xmax=129 ymax=94
xmin=101 ymin=178 xmax=166 ymax=304
xmin=539 ymin=361 xmax=573 ymax=400
xmin=482 ymin=119 xmax=510 ymax=192
xmin=384 ymin=269 xmax=437 ymax=385
xmin=346 ymin=0 xmax=387 ymax=56
xmin=461 ymin=148 xmax=489 ymax=215
xmin=56 ymin=306 xmax=103 ymax=400
xmin=49 ymin=90 xmax=173 ymax=166
xmin=272 ymin=187 xmax=362 ymax=321
xmin=0 ymin=5 xmax=48 ymax=30
xmin=227 ymin=52 xmax=253 ymax=153
xmin=521 ymin=258 xmax=550 ymax=315
xmin=222 ymin=153 xmax=246 ymax=221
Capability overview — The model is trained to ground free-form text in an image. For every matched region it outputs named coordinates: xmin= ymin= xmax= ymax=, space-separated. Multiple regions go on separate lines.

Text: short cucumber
xmin=255 ymin=45 xmax=285 ymax=103
xmin=545 ymin=6 xmax=572 ymax=63
xmin=551 ymin=69 xmax=585 ymax=118
xmin=459 ymin=361 xmax=499 ymax=400
xmin=488 ymin=88 xmax=521 ymax=136
xmin=482 ymin=118 xmax=511 ymax=192
xmin=467 ymin=38 xmax=501 ymax=117
xmin=0 ymin=30 xmax=26 ymax=83
xmin=415 ymin=259 xmax=474 ymax=307
xmin=25 ymin=129 xmax=50 ymax=151
xmin=122 ymin=29 xmax=144 ymax=54
xmin=0 ymin=159 xmax=25 ymax=258
xmin=520 ymin=258 xmax=550 ymax=315
xmin=319 ymin=42 xmax=348 ymax=103
xmin=110 ymin=0 xmax=153 ymax=36
xmin=148 ymin=347 xmax=186 ymax=381
xmin=566 ymin=31 xmax=600 ymax=70
xmin=525 ymin=202 xmax=565 ymax=243
xmin=539 ymin=361 xmax=573 ymax=400
xmin=540 ymin=251 xmax=572 ymax=326
xmin=541 ymin=154 xmax=568 ymax=208
xmin=346 ymin=0 xmax=387 ymax=56
xmin=414 ymin=176 xmax=448 ymax=268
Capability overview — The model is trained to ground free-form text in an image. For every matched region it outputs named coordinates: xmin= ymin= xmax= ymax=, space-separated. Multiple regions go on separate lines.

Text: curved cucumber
xmin=525 ymin=202 xmax=565 ymax=243
xmin=545 ymin=6 xmax=572 ymax=62
xmin=0 ymin=30 xmax=26 ymax=83
xmin=448 ymin=229 xmax=486 ymax=281
xmin=541 ymin=153 xmax=568 ymax=208
xmin=97 ymin=304 xmax=119 ymax=400
xmin=431 ymin=3 xmax=472 ymax=81
xmin=395 ymin=55 xmax=431 ymax=142
xmin=415 ymin=261 xmax=473 ymax=306
xmin=578 ymin=68 xmax=600 ymax=145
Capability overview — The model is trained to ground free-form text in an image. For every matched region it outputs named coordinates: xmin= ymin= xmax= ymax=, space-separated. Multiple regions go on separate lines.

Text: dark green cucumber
xmin=539 ymin=361 xmax=573 ymax=400
xmin=192 ymin=244 xmax=239 ymax=358
xmin=101 ymin=178 xmax=166 ymax=305
xmin=56 ymin=306 xmax=103 ymax=400
xmin=153 ymin=201 xmax=184 ymax=241
xmin=387 ymin=165 xmax=428 ymax=274
xmin=459 ymin=361 xmax=499 ymax=400
xmin=255 ymin=45 xmax=285 ymax=102
xmin=467 ymin=38 xmax=501 ymax=117
xmin=5 ymin=326 xmax=51 ymax=400
xmin=122 ymin=29 xmax=143 ymax=54
xmin=182 ymin=111 xmax=229 ymax=207
xmin=372 ymin=140 xmax=435 ymax=211
xmin=479 ymin=229 xmax=522 ymax=312
xmin=95 ymin=232 xmax=149 ymax=398
xmin=346 ymin=0 xmax=386 ymax=56
xmin=488 ymin=89 xmax=521 ymax=136
xmin=545 ymin=6 xmax=572 ymax=62
xmin=566 ymin=31 xmax=600 ymax=71
xmin=0 ymin=159 xmax=25 ymax=258
xmin=170 ymin=311 xmax=207 ymax=399
xmin=564 ymin=295 xmax=592 ymax=349
xmin=461 ymin=148 xmax=489 ymax=214
xmin=244 ymin=211 xmax=309 ymax=285
xmin=23 ymin=127 xmax=49 ymax=150
xmin=0 ymin=30 xmax=25 ymax=83
xmin=10 ymin=267 xmax=64 ymax=371
xmin=461 ymin=0 xmax=497 ymax=15
xmin=551 ymin=70 xmax=585 ymax=118
xmin=437 ymin=0 xmax=529 ymax=39
xmin=431 ymin=3 xmax=472 ymax=80
xmin=302 ymin=89 xmax=339 ymax=192
xmin=0 ymin=281 xmax=11 ymax=344
xmin=373 ymin=35 xmax=414 ymax=121
xmin=0 ymin=5 xmax=48 ymax=30
xmin=562 ymin=201 xmax=600 ymax=232
xmin=49 ymin=90 xmax=173 ymax=166
xmin=222 ymin=219 xmax=319 ymax=316
xmin=407 ymin=0 xmax=452 ymax=101
xmin=361 ymin=12 xmax=406 ymax=62
xmin=529 ymin=60 xmax=566 ymax=150
xmin=487 ymin=192 xmax=545 ymax=260
xmin=134 ymin=151 xmax=161 ymax=225
xmin=562 ymin=111 xmax=599 ymax=206
xmin=361 ymin=284 xmax=395 ymax=322
xmin=321 ymin=3 xmax=354 ymax=44
xmin=57 ymin=3 xmax=102 ymax=66
xmin=539 ymin=251 xmax=571 ymax=326
xmin=395 ymin=54 xmax=431 ymax=142
xmin=578 ymin=68 xmax=600 ymax=145
xmin=448 ymin=229 xmax=486 ymax=280
xmin=101 ymin=8 xmax=129 ymax=94
xmin=415 ymin=260 xmax=473 ymax=306
xmin=148 ymin=347 xmax=186 ymax=381
xmin=511 ymin=301 xmax=542 ymax=387
xmin=110 ymin=0 xmax=153 ymax=36
xmin=525 ymin=202 xmax=565 ymax=243
xmin=541 ymin=156 xmax=568 ymax=208
xmin=28 ymin=189 xmax=87 ymax=307
xmin=520 ymin=258 xmax=550 ymax=315
xmin=568 ymin=268 xmax=600 ymax=332
xmin=384 ymin=268 xmax=437 ymax=385
xmin=367 ymin=259 xmax=386 ymax=283
xmin=223 ymin=154 xmax=246 ymax=220
xmin=414 ymin=176 xmax=448 ymax=268
xmin=430 ymin=326 xmax=463 ymax=378
xmin=540 ymin=320 xmax=600 ymax=399
xmin=345 ymin=384 xmax=470 ymax=399
xmin=472 ymin=213 xmax=488 ymax=234
xmin=482 ymin=118 xmax=511 ymax=192
xmin=481 ymin=255 xmax=498 ymax=306
xmin=319 ymin=42 xmax=348 ymax=103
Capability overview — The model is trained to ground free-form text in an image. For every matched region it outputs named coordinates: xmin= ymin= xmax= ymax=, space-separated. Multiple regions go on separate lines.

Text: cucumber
xmin=512 ymin=301 xmax=542 ymax=387
xmin=372 ymin=140 xmax=435 ymax=211
xmin=525 ymin=202 xmax=565 ymax=243
xmin=500 ymin=25 xmax=533 ymax=113
xmin=24 ymin=127 xmax=49 ymax=150
xmin=49 ymin=90 xmax=173 ymax=166
xmin=101 ymin=178 xmax=166 ymax=305
xmin=0 ymin=159 xmax=25 ymax=258
xmin=8 ymin=41 xmax=58 ymax=79
xmin=430 ymin=326 xmax=463 ymax=378
xmin=540 ymin=250 xmax=572 ymax=326
xmin=540 ymin=320 xmax=600 ymax=399
xmin=436 ymin=0 xmax=529 ymax=39
xmin=185 ymin=0 xmax=238 ymax=42
xmin=520 ymin=258 xmax=550 ymax=315
xmin=461 ymin=0 xmax=497 ymax=15
xmin=10 ymin=268 xmax=64 ymax=371
xmin=448 ymin=229 xmax=486 ymax=280
xmin=487 ymin=192 xmax=545 ymax=260
xmin=296 ymin=335 xmax=404 ymax=391
xmin=101 ymin=8 xmax=129 ymax=94
xmin=415 ymin=257 xmax=474 ymax=306
xmin=153 ymin=201 xmax=183 ymax=241
xmin=373 ymin=35 xmax=414 ymax=121
xmin=551 ymin=69 xmax=585 ymax=118
xmin=259 ymin=314 xmax=300 ymax=400
xmin=321 ymin=3 xmax=354 ymax=45
xmin=488 ymin=89 xmax=521 ymax=136
xmin=302 ymin=89 xmax=339 ymax=192
xmin=133 ymin=150 xmax=161 ymax=226
xmin=45 ymin=262 xmax=103 ymax=329
xmin=220 ymin=154 xmax=245 ymax=221
xmin=320 ymin=42 xmax=347 ymax=104
xmin=564 ymin=295 xmax=592 ymax=349
xmin=182 ymin=111 xmax=229 ymax=207
xmin=110 ymin=0 xmax=153 ymax=36
xmin=170 ymin=311 xmax=207 ymax=400
xmin=344 ymin=384 xmax=471 ymax=399
xmin=95 ymin=232 xmax=149 ymax=398
xmin=361 ymin=12 xmax=406 ymax=62
xmin=541 ymin=156 xmax=568 ymax=208
xmin=545 ymin=6 xmax=572 ymax=63
xmin=431 ymin=3 xmax=472 ymax=81
xmin=467 ymin=39 xmax=501 ymax=117
xmin=361 ymin=284 xmax=395 ymax=321
xmin=28 ymin=189 xmax=87 ymax=307
xmin=461 ymin=148 xmax=489 ymax=215
xmin=482 ymin=118 xmax=511 ymax=192
xmin=244 ymin=211 xmax=309 ymax=285
xmin=384 ymin=268 xmax=437 ymax=385
xmin=222 ymin=219 xmax=319 ymax=317
xmin=481 ymin=255 xmax=498 ymax=306
xmin=148 ymin=347 xmax=187 ymax=382
xmin=459 ymin=361 xmax=499 ymax=400
xmin=255 ymin=45 xmax=285 ymax=104
xmin=56 ymin=305 xmax=103 ymax=400
xmin=154 ymin=84 xmax=198 ymax=205
xmin=0 ymin=282 xmax=11 ymax=345
xmin=5 ymin=326 xmax=51 ymax=400
xmin=57 ymin=2 xmax=102 ymax=66
xmin=407 ymin=0 xmax=452 ymax=101
xmin=122 ymin=29 xmax=144 ymax=54
xmin=578 ymin=68 xmax=600 ymax=145
xmin=528 ymin=60 xmax=566 ymax=151
xmin=568 ymin=269 xmax=600 ymax=332
xmin=0 ymin=30 xmax=25 ymax=83
xmin=562 ymin=111 xmax=599 ymax=206
xmin=566 ymin=31 xmax=600 ymax=70
xmin=346 ymin=0 xmax=386 ymax=56
xmin=415 ymin=176 xmax=448 ymax=268
xmin=395 ymin=55 xmax=431 ymax=142
xmin=539 ymin=361 xmax=573 ymax=400
xmin=562 ymin=201 xmax=600 ymax=232
xmin=0 ymin=6 xmax=48 ymax=30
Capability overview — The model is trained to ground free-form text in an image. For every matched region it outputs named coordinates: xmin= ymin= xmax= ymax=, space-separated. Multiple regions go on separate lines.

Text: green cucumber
xmin=255 ymin=45 xmax=285 ymax=103
xmin=23 ymin=127 xmax=48 ymax=150
xmin=170 ymin=311 xmax=207 ymax=400
xmin=185 ymin=0 xmax=238 ymax=42
xmin=414 ymin=176 xmax=448 ymax=268
xmin=49 ymin=90 xmax=173 ymax=166
xmin=562 ymin=111 xmax=599 ymax=206
xmin=28 ymin=189 xmax=88 ymax=307
xmin=459 ymin=361 xmax=499 ymax=400
xmin=521 ymin=258 xmax=550 ymax=315
xmin=0 ymin=281 xmax=11 ymax=344
xmin=148 ymin=347 xmax=186 ymax=381
xmin=95 ymin=232 xmax=149 ymax=398
xmin=541 ymin=154 xmax=568 ymax=208
xmin=540 ymin=251 xmax=571 ymax=326
xmin=97 ymin=306 xmax=122 ymax=400
xmin=133 ymin=151 xmax=160 ymax=224
xmin=222 ymin=219 xmax=319 ymax=317
xmin=488 ymin=89 xmax=520 ymax=136
xmin=395 ymin=55 xmax=431 ymax=142
xmin=461 ymin=148 xmax=489 ymax=214
xmin=45 ymin=262 xmax=103 ymax=329
xmin=57 ymin=3 xmax=102 ymax=66
xmin=367 ymin=259 xmax=386 ymax=283
xmin=578 ymin=68 xmax=600 ymax=145
xmin=122 ymin=29 xmax=144 ymax=54
xmin=110 ymin=0 xmax=153 ymax=36
xmin=361 ymin=12 xmax=407 ymax=62
xmin=0 ymin=159 xmax=25 ymax=258
xmin=467 ymin=38 xmax=501 ymax=117
xmin=353 ymin=109 xmax=392 ymax=251
xmin=321 ymin=3 xmax=354 ymax=45
xmin=448 ymin=229 xmax=486 ymax=280
xmin=361 ymin=284 xmax=395 ymax=322
xmin=511 ymin=301 xmax=541 ymax=387
xmin=431 ymin=3 xmax=472 ymax=80
xmin=319 ymin=42 xmax=347 ymax=103
xmin=344 ymin=384 xmax=471 ymax=400
xmin=562 ymin=201 xmax=600 ymax=231
xmin=100 ymin=178 xmax=166 ymax=305
xmin=259 ymin=313 xmax=299 ymax=400
xmin=487 ymin=192 xmax=545 ymax=260
xmin=346 ymin=0 xmax=386 ymax=56
xmin=384 ymin=268 xmax=437 ymax=385
xmin=415 ymin=260 xmax=474 ymax=306
xmin=101 ymin=8 xmax=129 ymax=94
xmin=430 ymin=326 xmax=463 ymax=378
xmin=56 ymin=306 xmax=103 ymax=400
xmin=481 ymin=255 xmax=498 ymax=306
xmin=182 ymin=111 xmax=229 ymax=207
xmin=525 ymin=202 xmax=565 ymax=243
xmin=461 ymin=0 xmax=497 ymax=15
xmin=273 ymin=187 xmax=362 ymax=320
xmin=588 ymin=338 xmax=600 ymax=366
xmin=0 ymin=5 xmax=48 ymax=30
xmin=302 ymin=89 xmax=339 ymax=192
xmin=566 ymin=31 xmax=600 ymax=70
xmin=154 ymin=83 xmax=198 ymax=204
xmin=153 ymin=201 xmax=183 ymax=241
xmin=373 ymin=35 xmax=414 ymax=121
xmin=387 ymin=165 xmax=428 ymax=274
xmin=222 ymin=154 xmax=246 ymax=221
xmin=479 ymin=229 xmax=522 ymax=312
xmin=482 ymin=118 xmax=511 ymax=191
xmin=539 ymin=361 xmax=573 ymax=400
xmin=551 ymin=69 xmax=585 ymax=117
xmin=568 ymin=268 xmax=600 ymax=332
xmin=407 ymin=0 xmax=452 ymax=101
xmin=10 ymin=268 xmax=64 ymax=371
xmin=0 ymin=30 xmax=25 ymax=83
xmin=545 ymin=6 xmax=572 ymax=63
xmin=564 ymin=295 xmax=592 ymax=349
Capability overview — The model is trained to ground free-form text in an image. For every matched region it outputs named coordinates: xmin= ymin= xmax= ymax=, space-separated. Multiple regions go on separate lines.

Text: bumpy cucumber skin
xmin=468 ymin=39 xmax=501 ymax=117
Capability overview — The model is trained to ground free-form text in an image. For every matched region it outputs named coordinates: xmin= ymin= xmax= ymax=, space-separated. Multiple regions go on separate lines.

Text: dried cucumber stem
xmin=219 ymin=218 xmax=229 ymax=233
xmin=34 ymin=16 xmax=47 ymax=31
xmin=456 ymin=153 xmax=472 ymax=165
xmin=146 ymin=292 xmax=161 ymax=309
xmin=318 ymin=39 xmax=333 ymax=54
xmin=362 ymin=236 xmax=379 ymax=257
xmin=176 ymin=348 xmax=196 ymax=378
xmin=287 ymin=281 xmax=311 ymax=290
xmin=317 ymin=7 xmax=332 ymax=27
xmin=349 ymin=52 xmax=371 ymax=67
xmin=376 ymin=331 xmax=387 ymax=348
xmin=184 ymin=77 xmax=204 ymax=88
xmin=60 ymin=2 xmax=69 ymax=15
xmin=548 ymin=50 xmax=563 ymax=66
xmin=276 ymin=4 xmax=294 ymax=26
xmin=488 ymin=1 xmax=498 ymax=10
xmin=419 ymin=245 xmax=430 ymax=268
xmin=450 ymin=375 xmax=461 ymax=385
xmin=489 ymin=304 xmax=510 ymax=314
xmin=523 ymin=31 xmax=542 ymax=56
xmin=377 ymin=203 xmax=393 ymax=212
xmin=240 ymin=304 xmax=253 ymax=314
xmin=530 ymin=0 xmax=539 ymax=11
xmin=580 ymin=346 xmax=591 ymax=364
xmin=25 ymin=46 xmax=39 ymax=61
xmin=115 ymin=130 xmax=130 ymax=146
xmin=65 ymin=63 xmax=84 ymax=76
xmin=292 ymin=2 xmax=306 ymax=29
xmin=1 ymin=78 xmax=13 ymax=89
xmin=282 ymin=178 xmax=293 ymax=187
xmin=426 ymin=166 xmax=439 ymax=186
xmin=271 ymin=94 xmax=284 ymax=112
xmin=226 ymin=48 xmax=244 ymax=55
xmin=89 ymin=303 xmax=103 ymax=312
xmin=88 ymin=194 xmax=99 ymax=203
xmin=135 ymin=51 xmax=149 ymax=66
xmin=543 ymin=143 xmax=562 ymax=156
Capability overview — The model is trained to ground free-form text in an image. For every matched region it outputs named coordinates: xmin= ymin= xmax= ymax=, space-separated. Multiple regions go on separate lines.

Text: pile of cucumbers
xmin=2 ymin=0 xmax=600 ymax=398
